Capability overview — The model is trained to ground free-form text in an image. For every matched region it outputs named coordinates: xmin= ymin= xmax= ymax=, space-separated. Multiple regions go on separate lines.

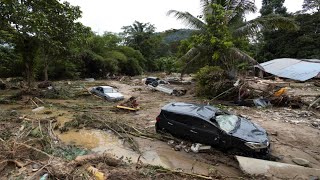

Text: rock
xmin=10 ymin=110 xmax=18 ymax=116
xmin=311 ymin=122 xmax=319 ymax=128
xmin=174 ymin=145 xmax=182 ymax=151
xmin=167 ymin=140 xmax=175 ymax=147
xmin=32 ymin=163 xmax=41 ymax=171
xmin=292 ymin=158 xmax=310 ymax=167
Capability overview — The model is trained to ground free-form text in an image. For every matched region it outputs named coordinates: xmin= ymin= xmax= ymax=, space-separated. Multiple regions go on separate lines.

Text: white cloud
xmin=66 ymin=0 xmax=304 ymax=34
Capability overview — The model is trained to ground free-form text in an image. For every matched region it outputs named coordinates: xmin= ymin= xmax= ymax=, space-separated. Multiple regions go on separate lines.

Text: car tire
xmin=155 ymin=123 xmax=167 ymax=134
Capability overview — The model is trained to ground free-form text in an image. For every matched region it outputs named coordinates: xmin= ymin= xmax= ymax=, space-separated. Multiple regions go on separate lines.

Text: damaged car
xmin=156 ymin=102 xmax=270 ymax=155
xmin=90 ymin=86 xmax=124 ymax=101
xmin=145 ymin=77 xmax=168 ymax=87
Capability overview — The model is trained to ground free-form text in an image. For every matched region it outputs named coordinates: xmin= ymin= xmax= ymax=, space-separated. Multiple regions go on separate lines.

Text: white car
xmin=90 ymin=86 xmax=124 ymax=101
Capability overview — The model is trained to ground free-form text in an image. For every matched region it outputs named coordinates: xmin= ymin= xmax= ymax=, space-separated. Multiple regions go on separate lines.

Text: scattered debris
xmin=236 ymin=156 xmax=320 ymax=179
xmin=165 ymin=77 xmax=192 ymax=85
xmin=117 ymin=96 xmax=140 ymax=111
xmin=38 ymin=81 xmax=53 ymax=89
xmin=32 ymin=106 xmax=45 ymax=112
xmin=191 ymin=143 xmax=211 ymax=153
xmin=86 ymin=166 xmax=105 ymax=180
xmin=0 ymin=79 xmax=6 ymax=90
xmin=253 ymin=98 xmax=271 ymax=108
xmin=147 ymin=83 xmax=187 ymax=96
xmin=85 ymin=78 xmax=95 ymax=82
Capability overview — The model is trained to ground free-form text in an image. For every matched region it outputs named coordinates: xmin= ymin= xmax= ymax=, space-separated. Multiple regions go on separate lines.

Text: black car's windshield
xmin=215 ymin=115 xmax=239 ymax=133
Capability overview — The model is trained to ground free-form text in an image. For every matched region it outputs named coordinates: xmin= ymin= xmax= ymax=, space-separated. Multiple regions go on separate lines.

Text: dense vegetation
xmin=0 ymin=0 xmax=319 ymax=91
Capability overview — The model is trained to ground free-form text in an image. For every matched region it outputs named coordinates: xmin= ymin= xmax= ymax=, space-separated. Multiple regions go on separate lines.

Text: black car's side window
xmin=192 ymin=119 xmax=217 ymax=132
xmin=163 ymin=112 xmax=192 ymax=126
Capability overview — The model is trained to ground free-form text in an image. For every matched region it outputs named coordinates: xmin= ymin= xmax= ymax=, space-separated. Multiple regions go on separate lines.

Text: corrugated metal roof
xmin=258 ymin=58 xmax=320 ymax=81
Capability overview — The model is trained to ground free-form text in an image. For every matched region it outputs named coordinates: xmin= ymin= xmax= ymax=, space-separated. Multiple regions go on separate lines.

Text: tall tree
xmin=121 ymin=21 xmax=162 ymax=71
xmin=256 ymin=13 xmax=320 ymax=61
xmin=0 ymin=0 xmax=82 ymax=86
xmin=167 ymin=0 xmax=297 ymax=78
xmin=303 ymin=0 xmax=320 ymax=12
xmin=260 ymin=0 xmax=287 ymax=16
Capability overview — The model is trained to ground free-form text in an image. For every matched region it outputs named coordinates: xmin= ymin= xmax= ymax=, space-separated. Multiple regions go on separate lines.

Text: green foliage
xmin=162 ymin=29 xmax=194 ymax=44
xmin=117 ymin=46 xmax=145 ymax=76
xmin=52 ymin=146 xmax=88 ymax=161
xmin=0 ymin=45 xmax=23 ymax=77
xmin=121 ymin=21 xmax=163 ymax=71
xmin=260 ymin=0 xmax=287 ymax=15
xmin=195 ymin=66 xmax=233 ymax=98
xmin=155 ymin=57 xmax=179 ymax=73
xmin=77 ymin=33 xmax=146 ymax=78
xmin=256 ymin=12 xmax=320 ymax=61
xmin=0 ymin=0 xmax=83 ymax=85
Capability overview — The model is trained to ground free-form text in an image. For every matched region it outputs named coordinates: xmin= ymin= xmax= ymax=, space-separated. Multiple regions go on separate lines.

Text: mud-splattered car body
xmin=90 ymin=86 xmax=124 ymax=102
xmin=156 ymin=102 xmax=270 ymax=155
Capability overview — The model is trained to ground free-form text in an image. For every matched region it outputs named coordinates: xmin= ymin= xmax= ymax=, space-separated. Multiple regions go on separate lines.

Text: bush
xmin=155 ymin=56 xmax=179 ymax=73
xmin=195 ymin=66 xmax=234 ymax=98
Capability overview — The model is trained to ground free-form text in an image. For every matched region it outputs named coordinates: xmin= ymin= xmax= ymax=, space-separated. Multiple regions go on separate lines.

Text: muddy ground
xmin=0 ymin=76 xmax=319 ymax=179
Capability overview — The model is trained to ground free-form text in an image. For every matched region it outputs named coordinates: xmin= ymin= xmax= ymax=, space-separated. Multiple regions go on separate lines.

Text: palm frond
xmin=234 ymin=14 xmax=299 ymax=36
xmin=179 ymin=47 xmax=200 ymax=62
xmin=167 ymin=10 xmax=205 ymax=30
xmin=227 ymin=0 xmax=257 ymax=22
xmin=228 ymin=47 xmax=261 ymax=67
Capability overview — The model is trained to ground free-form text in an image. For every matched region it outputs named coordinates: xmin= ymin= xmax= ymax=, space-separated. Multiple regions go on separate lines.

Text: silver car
xmin=90 ymin=86 xmax=124 ymax=101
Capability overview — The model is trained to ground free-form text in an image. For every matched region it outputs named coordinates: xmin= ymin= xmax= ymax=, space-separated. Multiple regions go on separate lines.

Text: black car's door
xmin=188 ymin=119 xmax=221 ymax=145
xmin=162 ymin=113 xmax=192 ymax=139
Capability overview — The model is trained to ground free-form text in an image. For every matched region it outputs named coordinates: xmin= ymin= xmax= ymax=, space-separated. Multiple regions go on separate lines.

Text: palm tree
xmin=168 ymin=0 xmax=297 ymax=78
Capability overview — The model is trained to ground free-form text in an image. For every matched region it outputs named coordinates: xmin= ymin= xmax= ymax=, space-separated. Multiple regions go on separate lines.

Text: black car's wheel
xmin=155 ymin=123 xmax=168 ymax=134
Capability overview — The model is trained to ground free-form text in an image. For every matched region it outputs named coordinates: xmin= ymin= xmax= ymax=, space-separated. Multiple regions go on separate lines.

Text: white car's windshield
xmin=103 ymin=88 xmax=117 ymax=93
xmin=215 ymin=115 xmax=239 ymax=133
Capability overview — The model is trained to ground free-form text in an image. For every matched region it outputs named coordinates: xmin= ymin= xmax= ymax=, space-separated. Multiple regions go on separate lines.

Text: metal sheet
xmin=259 ymin=58 xmax=320 ymax=81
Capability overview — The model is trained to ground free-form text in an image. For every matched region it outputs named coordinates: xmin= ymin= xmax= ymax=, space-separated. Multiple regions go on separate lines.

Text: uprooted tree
xmin=0 ymin=0 xmax=83 ymax=86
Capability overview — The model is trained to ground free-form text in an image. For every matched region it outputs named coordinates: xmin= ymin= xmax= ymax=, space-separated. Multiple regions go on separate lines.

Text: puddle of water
xmin=57 ymin=128 xmax=215 ymax=175
xmin=58 ymin=129 xmax=122 ymax=149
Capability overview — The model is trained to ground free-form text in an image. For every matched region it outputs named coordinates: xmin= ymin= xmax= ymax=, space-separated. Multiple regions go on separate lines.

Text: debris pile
xmin=0 ymin=109 xmax=203 ymax=179
xmin=213 ymin=77 xmax=320 ymax=109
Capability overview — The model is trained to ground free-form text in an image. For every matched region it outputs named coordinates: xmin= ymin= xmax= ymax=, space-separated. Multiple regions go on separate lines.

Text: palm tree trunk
xmin=180 ymin=52 xmax=201 ymax=80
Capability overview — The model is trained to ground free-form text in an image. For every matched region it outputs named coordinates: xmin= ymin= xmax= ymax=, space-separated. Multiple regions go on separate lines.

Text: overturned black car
xmin=156 ymin=102 xmax=270 ymax=155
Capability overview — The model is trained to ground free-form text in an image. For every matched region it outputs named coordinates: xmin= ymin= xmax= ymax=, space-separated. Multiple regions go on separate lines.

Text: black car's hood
xmin=231 ymin=118 xmax=268 ymax=143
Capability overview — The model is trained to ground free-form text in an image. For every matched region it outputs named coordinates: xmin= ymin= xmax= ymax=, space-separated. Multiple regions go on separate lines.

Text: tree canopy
xmin=0 ymin=0 xmax=83 ymax=86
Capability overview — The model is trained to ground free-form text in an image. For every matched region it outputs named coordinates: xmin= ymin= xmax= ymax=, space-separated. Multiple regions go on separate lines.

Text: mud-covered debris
xmin=191 ymin=143 xmax=211 ymax=153
xmin=38 ymin=81 xmax=53 ymax=89
xmin=292 ymin=158 xmax=311 ymax=167
xmin=32 ymin=106 xmax=45 ymax=112
xmin=85 ymin=78 xmax=95 ymax=82
xmin=166 ymin=77 xmax=192 ymax=85
xmin=0 ymin=79 xmax=6 ymax=90
xmin=117 ymin=96 xmax=140 ymax=111
xmin=167 ymin=140 xmax=175 ymax=147
xmin=87 ymin=166 xmax=105 ymax=180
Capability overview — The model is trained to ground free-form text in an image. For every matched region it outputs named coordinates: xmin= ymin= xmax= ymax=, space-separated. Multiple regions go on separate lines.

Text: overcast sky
xmin=66 ymin=0 xmax=303 ymax=34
